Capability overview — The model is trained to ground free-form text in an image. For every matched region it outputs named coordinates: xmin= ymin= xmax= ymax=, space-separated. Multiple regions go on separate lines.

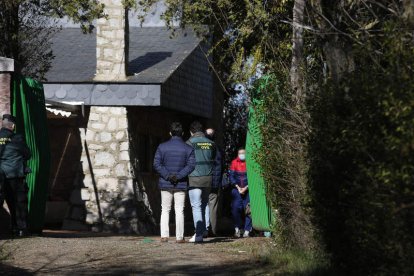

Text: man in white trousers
xmin=153 ymin=122 xmax=195 ymax=243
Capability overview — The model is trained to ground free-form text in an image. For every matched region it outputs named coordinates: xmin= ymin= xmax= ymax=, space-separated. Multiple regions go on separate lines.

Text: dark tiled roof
xmin=45 ymin=27 xmax=201 ymax=83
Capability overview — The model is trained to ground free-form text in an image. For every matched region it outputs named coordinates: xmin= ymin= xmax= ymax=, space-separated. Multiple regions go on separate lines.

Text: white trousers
xmin=160 ymin=190 xmax=186 ymax=240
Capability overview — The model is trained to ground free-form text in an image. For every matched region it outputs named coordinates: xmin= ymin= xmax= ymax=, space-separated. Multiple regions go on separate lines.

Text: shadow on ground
xmin=0 ymin=233 xmax=336 ymax=275
xmin=0 ymin=258 xmax=336 ymax=276
xmin=0 ymin=264 xmax=32 ymax=276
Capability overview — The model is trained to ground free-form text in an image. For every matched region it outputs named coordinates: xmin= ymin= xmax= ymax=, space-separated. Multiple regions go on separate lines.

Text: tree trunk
xmin=311 ymin=0 xmax=354 ymax=82
xmin=403 ymin=0 xmax=414 ymax=25
xmin=290 ymin=0 xmax=305 ymax=106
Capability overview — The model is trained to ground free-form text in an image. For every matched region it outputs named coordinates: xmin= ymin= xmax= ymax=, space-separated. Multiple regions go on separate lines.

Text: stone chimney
xmin=95 ymin=0 xmax=128 ymax=81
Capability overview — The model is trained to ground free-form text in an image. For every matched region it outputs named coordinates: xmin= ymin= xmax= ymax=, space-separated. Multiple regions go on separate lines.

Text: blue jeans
xmin=231 ymin=188 xmax=252 ymax=231
xmin=189 ymin=187 xmax=210 ymax=236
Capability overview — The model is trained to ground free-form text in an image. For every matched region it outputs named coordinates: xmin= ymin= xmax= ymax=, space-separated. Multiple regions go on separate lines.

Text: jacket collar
xmin=192 ymin=131 xmax=205 ymax=138
xmin=170 ymin=136 xmax=183 ymax=141
xmin=0 ymin=128 xmax=14 ymax=135
xmin=235 ymin=157 xmax=245 ymax=163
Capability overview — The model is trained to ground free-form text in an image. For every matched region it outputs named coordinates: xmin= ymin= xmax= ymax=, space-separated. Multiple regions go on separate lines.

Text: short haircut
xmin=170 ymin=122 xmax=183 ymax=137
xmin=190 ymin=121 xmax=203 ymax=133
xmin=238 ymin=147 xmax=245 ymax=151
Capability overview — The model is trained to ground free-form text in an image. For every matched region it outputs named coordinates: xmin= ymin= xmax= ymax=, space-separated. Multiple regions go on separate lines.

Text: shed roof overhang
xmin=43 ymin=27 xmax=214 ymax=118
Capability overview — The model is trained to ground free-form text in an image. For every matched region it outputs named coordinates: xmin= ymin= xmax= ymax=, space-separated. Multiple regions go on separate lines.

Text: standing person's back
xmin=204 ymin=128 xmax=222 ymax=236
xmin=155 ymin=138 xmax=195 ymax=191
xmin=0 ymin=130 xmax=31 ymax=179
xmin=187 ymin=137 xmax=215 ymax=183
xmin=187 ymin=121 xmax=216 ymax=242
xmin=154 ymin=122 xmax=195 ymax=243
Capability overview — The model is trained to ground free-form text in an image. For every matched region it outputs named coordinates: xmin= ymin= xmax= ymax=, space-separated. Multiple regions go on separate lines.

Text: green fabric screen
xmin=11 ymin=76 xmax=51 ymax=234
xmin=246 ymin=75 xmax=274 ymax=231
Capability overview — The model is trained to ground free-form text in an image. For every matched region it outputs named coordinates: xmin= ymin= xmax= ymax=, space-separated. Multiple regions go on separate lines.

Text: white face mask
xmin=238 ymin=154 xmax=246 ymax=161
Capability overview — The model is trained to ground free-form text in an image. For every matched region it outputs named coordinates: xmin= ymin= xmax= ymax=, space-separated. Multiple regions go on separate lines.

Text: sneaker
xmin=203 ymin=230 xmax=209 ymax=238
xmin=160 ymin=237 xmax=169 ymax=243
xmin=234 ymin=228 xmax=241 ymax=238
xmin=189 ymin=234 xmax=203 ymax=243
xmin=16 ymin=230 xmax=29 ymax=238
xmin=243 ymin=231 xmax=250 ymax=238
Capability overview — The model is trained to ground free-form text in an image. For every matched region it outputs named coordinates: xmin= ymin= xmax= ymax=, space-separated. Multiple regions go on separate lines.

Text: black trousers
xmin=3 ymin=176 xmax=28 ymax=231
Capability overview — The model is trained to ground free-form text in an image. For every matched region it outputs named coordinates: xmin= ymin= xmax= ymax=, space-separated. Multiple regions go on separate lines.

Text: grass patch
xmin=262 ymin=248 xmax=335 ymax=275
xmin=229 ymin=238 xmax=336 ymax=276
xmin=0 ymin=242 xmax=10 ymax=261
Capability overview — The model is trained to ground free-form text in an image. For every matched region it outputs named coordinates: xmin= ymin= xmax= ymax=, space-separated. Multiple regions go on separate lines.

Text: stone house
xmin=43 ymin=1 xmax=222 ymax=233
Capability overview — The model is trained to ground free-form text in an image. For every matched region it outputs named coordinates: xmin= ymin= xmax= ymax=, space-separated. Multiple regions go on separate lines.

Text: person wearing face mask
xmin=229 ymin=148 xmax=252 ymax=238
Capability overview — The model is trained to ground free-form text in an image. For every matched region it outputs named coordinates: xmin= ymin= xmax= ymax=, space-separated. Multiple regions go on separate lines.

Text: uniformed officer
xmin=0 ymin=114 xmax=31 ymax=237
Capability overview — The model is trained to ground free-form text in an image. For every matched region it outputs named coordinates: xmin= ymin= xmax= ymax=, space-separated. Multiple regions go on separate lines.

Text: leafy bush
xmin=253 ymin=73 xmax=317 ymax=252
xmin=308 ymin=23 xmax=414 ymax=275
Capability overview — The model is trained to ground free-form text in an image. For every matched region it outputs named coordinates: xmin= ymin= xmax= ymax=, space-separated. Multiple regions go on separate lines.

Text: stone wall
xmin=65 ymin=106 xmax=155 ymax=234
xmin=0 ymin=74 xmax=11 ymax=117
xmin=0 ymin=57 xmax=14 ymax=117
xmin=95 ymin=0 xmax=128 ymax=81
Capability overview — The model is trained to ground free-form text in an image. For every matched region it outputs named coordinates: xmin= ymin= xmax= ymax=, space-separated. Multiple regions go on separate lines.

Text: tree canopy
xmin=0 ymin=0 xmax=104 ymax=79
xmin=137 ymin=0 xmax=414 ymax=274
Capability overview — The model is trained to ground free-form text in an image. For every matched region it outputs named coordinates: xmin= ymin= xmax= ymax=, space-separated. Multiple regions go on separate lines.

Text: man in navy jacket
xmin=153 ymin=122 xmax=195 ymax=243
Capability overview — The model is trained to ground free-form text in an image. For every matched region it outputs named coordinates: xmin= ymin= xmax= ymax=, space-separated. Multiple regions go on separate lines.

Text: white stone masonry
xmin=80 ymin=107 xmax=137 ymax=233
xmin=95 ymin=0 xmax=128 ymax=81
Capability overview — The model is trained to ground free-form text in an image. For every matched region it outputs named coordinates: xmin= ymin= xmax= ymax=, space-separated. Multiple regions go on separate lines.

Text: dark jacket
xmin=229 ymin=157 xmax=248 ymax=188
xmin=153 ymin=136 xmax=195 ymax=190
xmin=0 ymin=128 xmax=31 ymax=179
xmin=187 ymin=132 xmax=216 ymax=188
xmin=212 ymin=148 xmax=223 ymax=189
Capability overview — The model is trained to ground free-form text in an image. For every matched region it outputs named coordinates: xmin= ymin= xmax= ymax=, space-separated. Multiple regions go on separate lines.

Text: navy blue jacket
xmin=153 ymin=136 xmax=196 ymax=190
xmin=212 ymin=148 xmax=223 ymax=189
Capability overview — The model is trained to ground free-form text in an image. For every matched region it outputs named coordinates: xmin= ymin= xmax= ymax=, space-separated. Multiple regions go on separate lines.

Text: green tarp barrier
xmin=11 ymin=76 xmax=50 ymax=234
xmin=246 ymin=75 xmax=274 ymax=231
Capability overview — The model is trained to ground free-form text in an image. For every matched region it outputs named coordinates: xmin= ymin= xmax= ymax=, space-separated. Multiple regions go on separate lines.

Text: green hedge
xmin=308 ymin=27 xmax=414 ymax=275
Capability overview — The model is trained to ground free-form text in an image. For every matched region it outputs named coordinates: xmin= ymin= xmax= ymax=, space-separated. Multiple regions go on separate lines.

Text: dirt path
xmin=0 ymin=231 xmax=275 ymax=275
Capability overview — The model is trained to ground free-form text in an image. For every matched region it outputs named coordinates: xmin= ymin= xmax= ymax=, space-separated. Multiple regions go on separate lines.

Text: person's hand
xmin=239 ymin=187 xmax=248 ymax=195
xmin=236 ymin=185 xmax=243 ymax=194
xmin=168 ymin=175 xmax=178 ymax=185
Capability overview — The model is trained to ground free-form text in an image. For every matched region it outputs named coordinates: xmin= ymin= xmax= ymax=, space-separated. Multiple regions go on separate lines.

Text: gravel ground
xmin=0 ymin=231 xmax=275 ymax=275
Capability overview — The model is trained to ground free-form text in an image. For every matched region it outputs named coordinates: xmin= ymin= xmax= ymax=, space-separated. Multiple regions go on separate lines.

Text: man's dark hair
xmin=170 ymin=122 xmax=183 ymax=137
xmin=190 ymin=121 xmax=203 ymax=133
